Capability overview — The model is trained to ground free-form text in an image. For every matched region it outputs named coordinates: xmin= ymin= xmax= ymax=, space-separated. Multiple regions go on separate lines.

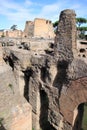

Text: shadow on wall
xmin=3 ymin=53 xmax=19 ymax=71
xmin=53 ymin=60 xmax=69 ymax=96
xmin=41 ymin=67 xmax=51 ymax=84
xmin=23 ymin=68 xmax=33 ymax=102
xmin=4 ymin=56 xmax=14 ymax=70
xmin=0 ymin=118 xmax=6 ymax=130
xmin=39 ymin=90 xmax=56 ymax=130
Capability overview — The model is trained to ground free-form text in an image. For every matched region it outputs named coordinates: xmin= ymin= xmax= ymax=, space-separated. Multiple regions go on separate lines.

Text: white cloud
xmin=0 ymin=0 xmax=33 ymax=21
xmin=25 ymin=0 xmax=33 ymax=6
xmin=0 ymin=0 xmax=21 ymax=11
xmin=41 ymin=3 xmax=59 ymax=14
xmin=0 ymin=0 xmax=86 ymax=30
xmin=37 ymin=1 xmax=63 ymax=21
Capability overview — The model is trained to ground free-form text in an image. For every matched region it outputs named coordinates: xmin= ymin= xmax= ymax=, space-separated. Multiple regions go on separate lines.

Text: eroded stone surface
xmin=0 ymin=57 xmax=32 ymax=130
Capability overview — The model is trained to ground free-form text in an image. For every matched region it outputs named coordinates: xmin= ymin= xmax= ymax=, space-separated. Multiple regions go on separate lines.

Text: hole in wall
xmin=79 ymin=49 xmax=85 ymax=53
xmin=83 ymin=55 xmax=86 ymax=58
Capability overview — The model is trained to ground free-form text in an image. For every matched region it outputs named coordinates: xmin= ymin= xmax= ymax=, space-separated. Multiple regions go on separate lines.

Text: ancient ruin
xmin=0 ymin=18 xmax=54 ymax=39
xmin=0 ymin=9 xmax=87 ymax=130
xmin=24 ymin=18 xmax=55 ymax=38
xmin=0 ymin=29 xmax=23 ymax=38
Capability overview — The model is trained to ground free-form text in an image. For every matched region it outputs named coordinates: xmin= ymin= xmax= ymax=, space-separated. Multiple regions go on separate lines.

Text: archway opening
xmin=73 ymin=103 xmax=87 ymax=130
xmin=81 ymin=103 xmax=87 ymax=130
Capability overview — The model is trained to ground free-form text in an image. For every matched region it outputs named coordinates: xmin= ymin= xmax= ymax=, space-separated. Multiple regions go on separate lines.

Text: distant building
xmin=4 ymin=29 xmax=23 ymax=38
xmin=24 ymin=21 xmax=34 ymax=38
xmin=0 ymin=30 xmax=5 ymax=37
xmin=0 ymin=29 xmax=23 ymax=38
xmin=24 ymin=18 xmax=55 ymax=39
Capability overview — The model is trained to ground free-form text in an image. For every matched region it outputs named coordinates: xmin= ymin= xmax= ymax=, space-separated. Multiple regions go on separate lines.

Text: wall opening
xmin=83 ymin=54 xmax=86 ymax=58
xmin=40 ymin=90 xmax=56 ymax=130
xmin=81 ymin=103 xmax=87 ymax=130
xmin=79 ymin=48 xmax=85 ymax=53
xmin=73 ymin=103 xmax=87 ymax=130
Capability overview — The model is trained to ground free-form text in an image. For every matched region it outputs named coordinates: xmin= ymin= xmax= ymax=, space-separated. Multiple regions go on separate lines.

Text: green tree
xmin=76 ymin=18 xmax=87 ymax=39
xmin=76 ymin=17 xmax=87 ymax=27
xmin=53 ymin=18 xmax=87 ymax=28
xmin=10 ymin=25 xmax=17 ymax=30
xmin=77 ymin=26 xmax=87 ymax=39
xmin=53 ymin=20 xmax=59 ymax=27
xmin=53 ymin=21 xmax=59 ymax=34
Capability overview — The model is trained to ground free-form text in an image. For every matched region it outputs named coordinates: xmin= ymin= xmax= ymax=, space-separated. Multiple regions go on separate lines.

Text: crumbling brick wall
xmin=24 ymin=21 xmax=34 ymax=37
xmin=24 ymin=18 xmax=55 ymax=39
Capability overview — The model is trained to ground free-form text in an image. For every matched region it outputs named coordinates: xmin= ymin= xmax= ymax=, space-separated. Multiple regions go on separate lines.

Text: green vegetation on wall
xmin=8 ymin=83 xmax=14 ymax=94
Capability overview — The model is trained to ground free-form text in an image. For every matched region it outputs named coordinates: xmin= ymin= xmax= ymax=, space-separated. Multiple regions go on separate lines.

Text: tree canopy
xmin=77 ymin=26 xmax=87 ymax=31
xmin=76 ymin=17 xmax=87 ymax=27
xmin=53 ymin=21 xmax=59 ymax=27
xmin=53 ymin=17 xmax=87 ymax=39
xmin=53 ymin=18 xmax=87 ymax=28
xmin=10 ymin=25 xmax=17 ymax=30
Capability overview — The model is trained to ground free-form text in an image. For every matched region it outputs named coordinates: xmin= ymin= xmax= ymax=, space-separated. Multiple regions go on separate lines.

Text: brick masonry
xmin=24 ymin=18 xmax=55 ymax=39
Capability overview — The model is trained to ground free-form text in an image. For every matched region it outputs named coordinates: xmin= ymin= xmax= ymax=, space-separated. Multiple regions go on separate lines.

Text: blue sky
xmin=0 ymin=0 xmax=87 ymax=30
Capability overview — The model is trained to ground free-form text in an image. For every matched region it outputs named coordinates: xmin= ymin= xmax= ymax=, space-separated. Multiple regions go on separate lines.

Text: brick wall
xmin=24 ymin=18 xmax=55 ymax=39
xmin=4 ymin=30 xmax=22 ymax=38
xmin=34 ymin=18 xmax=54 ymax=38
xmin=24 ymin=21 xmax=34 ymax=37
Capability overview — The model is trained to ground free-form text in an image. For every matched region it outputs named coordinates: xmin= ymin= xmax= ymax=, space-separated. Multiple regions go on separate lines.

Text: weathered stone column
xmin=56 ymin=9 xmax=77 ymax=61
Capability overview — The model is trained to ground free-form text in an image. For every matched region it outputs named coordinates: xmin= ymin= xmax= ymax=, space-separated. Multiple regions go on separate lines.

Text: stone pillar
xmin=56 ymin=9 xmax=76 ymax=61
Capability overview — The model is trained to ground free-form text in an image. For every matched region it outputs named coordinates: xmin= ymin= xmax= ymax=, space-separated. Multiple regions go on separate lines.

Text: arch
xmin=59 ymin=77 xmax=87 ymax=126
xmin=73 ymin=103 xmax=84 ymax=130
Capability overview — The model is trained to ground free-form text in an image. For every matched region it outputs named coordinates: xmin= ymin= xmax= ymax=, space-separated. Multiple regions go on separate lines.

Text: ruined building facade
xmin=24 ymin=18 xmax=55 ymax=38
xmin=0 ymin=9 xmax=87 ymax=130
xmin=0 ymin=29 xmax=23 ymax=38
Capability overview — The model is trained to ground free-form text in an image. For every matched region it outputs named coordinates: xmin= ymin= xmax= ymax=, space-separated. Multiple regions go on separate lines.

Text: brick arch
xmin=59 ymin=77 xmax=87 ymax=124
